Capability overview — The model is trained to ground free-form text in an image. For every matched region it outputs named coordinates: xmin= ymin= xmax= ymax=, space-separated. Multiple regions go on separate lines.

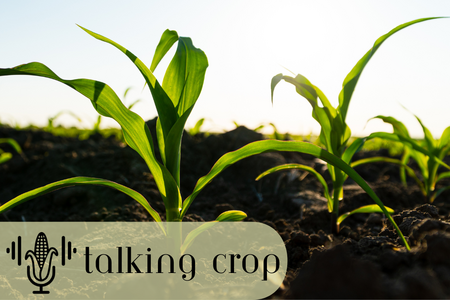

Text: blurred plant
xmin=188 ymin=118 xmax=205 ymax=136
xmin=0 ymin=138 xmax=25 ymax=164
xmin=367 ymin=113 xmax=450 ymax=203
xmin=46 ymin=111 xmax=82 ymax=132
xmin=269 ymin=17 xmax=445 ymax=234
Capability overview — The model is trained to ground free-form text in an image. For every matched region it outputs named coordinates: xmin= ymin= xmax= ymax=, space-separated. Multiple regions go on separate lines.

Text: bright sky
xmin=1 ymin=1 xmax=450 ymax=138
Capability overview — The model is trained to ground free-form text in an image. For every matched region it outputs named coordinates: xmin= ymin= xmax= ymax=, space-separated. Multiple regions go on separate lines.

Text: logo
xmin=2 ymin=222 xmax=287 ymax=299
xmin=6 ymin=232 xmax=76 ymax=294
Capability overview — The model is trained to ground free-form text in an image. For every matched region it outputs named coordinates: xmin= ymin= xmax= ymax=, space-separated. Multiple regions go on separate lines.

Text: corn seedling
xmin=0 ymin=26 xmax=411 ymax=250
xmin=0 ymin=138 xmax=24 ymax=164
xmin=188 ymin=118 xmax=205 ymax=136
xmin=367 ymin=113 xmax=450 ymax=203
xmin=269 ymin=123 xmax=285 ymax=140
xmin=269 ymin=18 xmax=445 ymax=234
xmin=46 ymin=110 xmax=82 ymax=132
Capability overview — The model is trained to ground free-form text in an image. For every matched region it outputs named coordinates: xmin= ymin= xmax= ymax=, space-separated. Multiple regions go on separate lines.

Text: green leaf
xmin=180 ymin=139 xmax=410 ymax=250
xmin=436 ymin=171 xmax=450 ymax=185
xmin=338 ymin=17 xmax=444 ymax=121
xmin=314 ymin=84 xmax=335 ymax=113
xmin=438 ymin=126 xmax=450 ymax=154
xmin=431 ymin=186 xmax=450 ymax=203
xmin=368 ymin=132 xmax=450 ymax=171
xmin=415 ymin=114 xmax=436 ymax=150
xmin=127 ymin=99 xmax=141 ymax=110
xmin=350 ymin=156 xmax=426 ymax=195
xmin=0 ymin=62 xmax=182 ymax=221
xmin=77 ymin=25 xmax=178 ymax=147
xmin=256 ymin=163 xmax=333 ymax=212
xmin=370 ymin=115 xmax=411 ymax=138
xmin=0 ymin=177 xmax=165 ymax=233
xmin=164 ymin=105 xmax=195 ymax=185
xmin=282 ymin=74 xmax=318 ymax=106
xmin=0 ymin=152 xmax=12 ymax=164
xmin=342 ymin=137 xmax=366 ymax=164
xmin=269 ymin=123 xmax=283 ymax=140
xmin=271 ymin=73 xmax=284 ymax=104
xmin=149 ymin=29 xmax=179 ymax=73
xmin=215 ymin=210 xmax=248 ymax=222
xmin=180 ymin=210 xmax=246 ymax=254
xmin=189 ymin=118 xmax=205 ymax=135
xmin=180 ymin=222 xmax=217 ymax=254
xmin=337 ymin=204 xmax=394 ymax=226
xmin=162 ymin=37 xmax=208 ymax=116
xmin=400 ymin=150 xmax=411 ymax=186
xmin=0 ymin=138 xmax=23 ymax=154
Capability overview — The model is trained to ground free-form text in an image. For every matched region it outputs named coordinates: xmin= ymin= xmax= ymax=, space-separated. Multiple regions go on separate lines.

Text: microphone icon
xmin=25 ymin=232 xmax=58 ymax=294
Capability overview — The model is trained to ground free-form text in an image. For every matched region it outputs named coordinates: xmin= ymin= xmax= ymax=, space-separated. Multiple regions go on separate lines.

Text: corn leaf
xmin=337 ymin=204 xmax=394 ymax=226
xmin=371 ymin=115 xmax=411 ymax=138
xmin=342 ymin=137 xmax=366 ymax=164
xmin=162 ymin=37 xmax=208 ymax=116
xmin=371 ymin=116 xmax=429 ymax=176
xmin=350 ymin=156 xmax=425 ymax=195
xmin=78 ymin=25 xmax=178 ymax=145
xmin=436 ymin=171 xmax=450 ymax=185
xmin=400 ymin=150 xmax=411 ymax=186
xmin=149 ymin=29 xmax=179 ymax=73
xmin=0 ymin=177 xmax=165 ymax=233
xmin=415 ymin=115 xmax=436 ymax=150
xmin=180 ymin=210 xmax=247 ymax=254
xmin=281 ymin=74 xmax=318 ymax=106
xmin=0 ymin=138 xmax=23 ymax=154
xmin=271 ymin=74 xmax=284 ymax=103
xmin=180 ymin=222 xmax=217 ymax=254
xmin=431 ymin=186 xmax=450 ymax=203
xmin=164 ymin=105 xmax=195 ymax=185
xmin=438 ymin=126 xmax=450 ymax=155
xmin=215 ymin=210 xmax=248 ymax=222
xmin=367 ymin=132 xmax=450 ymax=171
xmin=256 ymin=163 xmax=333 ymax=212
xmin=0 ymin=152 xmax=12 ymax=164
xmin=180 ymin=139 xmax=410 ymax=250
xmin=189 ymin=118 xmax=205 ymax=135
xmin=338 ymin=17 xmax=444 ymax=121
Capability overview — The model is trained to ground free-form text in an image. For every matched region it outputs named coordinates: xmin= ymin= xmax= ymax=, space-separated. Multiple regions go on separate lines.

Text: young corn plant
xmin=0 ymin=26 xmax=247 ymax=242
xmin=269 ymin=17 xmax=445 ymax=234
xmin=0 ymin=138 xmax=24 ymax=164
xmin=46 ymin=110 xmax=82 ymax=132
xmin=0 ymin=26 xmax=411 ymax=250
xmin=188 ymin=118 xmax=205 ymax=136
xmin=366 ymin=113 xmax=450 ymax=203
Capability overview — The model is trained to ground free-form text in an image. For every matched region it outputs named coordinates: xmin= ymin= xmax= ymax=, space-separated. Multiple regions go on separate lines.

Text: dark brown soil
xmin=2 ymin=120 xmax=450 ymax=299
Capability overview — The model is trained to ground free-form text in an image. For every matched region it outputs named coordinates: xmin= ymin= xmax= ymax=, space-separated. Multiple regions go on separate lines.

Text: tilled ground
xmin=1 ymin=121 xmax=450 ymax=299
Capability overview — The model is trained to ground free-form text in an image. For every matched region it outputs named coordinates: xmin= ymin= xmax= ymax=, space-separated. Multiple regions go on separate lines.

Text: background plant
xmin=269 ymin=17 xmax=444 ymax=233
xmin=0 ymin=138 xmax=24 ymax=164
xmin=188 ymin=118 xmax=205 ymax=136
xmin=46 ymin=110 xmax=82 ymax=132
xmin=367 ymin=113 xmax=450 ymax=203
xmin=0 ymin=25 xmax=411 ymax=250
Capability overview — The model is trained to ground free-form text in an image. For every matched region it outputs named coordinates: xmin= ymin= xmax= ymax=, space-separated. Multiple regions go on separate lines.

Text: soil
xmin=2 ymin=119 xmax=450 ymax=299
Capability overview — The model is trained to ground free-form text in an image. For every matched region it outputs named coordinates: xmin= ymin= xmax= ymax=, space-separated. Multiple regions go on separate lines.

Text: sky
xmin=1 ymin=1 xmax=450 ymax=138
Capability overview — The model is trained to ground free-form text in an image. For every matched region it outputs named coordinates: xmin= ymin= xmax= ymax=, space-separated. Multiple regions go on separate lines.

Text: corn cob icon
xmin=25 ymin=232 xmax=58 ymax=294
